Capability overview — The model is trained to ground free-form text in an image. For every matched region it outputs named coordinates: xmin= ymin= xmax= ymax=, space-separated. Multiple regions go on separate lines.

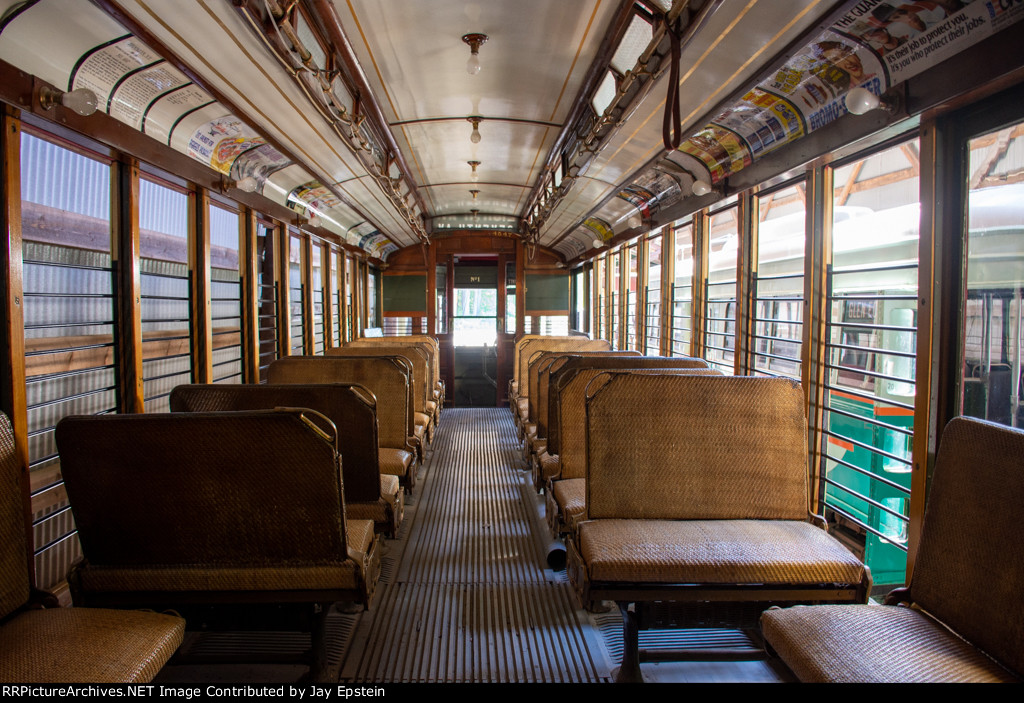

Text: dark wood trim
xmin=190 ymin=187 xmax=212 ymax=382
xmin=301 ymin=234 xmax=315 ymax=355
xmin=1 ymin=107 xmax=31 ymax=580
xmin=660 ymin=223 xmax=674 ymax=356
xmin=691 ymin=211 xmax=708 ymax=359
xmin=113 ymin=157 xmax=144 ymax=412
xmin=735 ymin=193 xmax=755 ymax=374
xmin=426 ymin=240 xmax=437 ymax=336
xmin=323 ymin=242 xmax=337 ymax=350
xmin=803 ymin=164 xmax=832 ymax=517
xmin=278 ymin=228 xmax=294 ymax=356
xmin=241 ymin=208 xmax=260 ymax=382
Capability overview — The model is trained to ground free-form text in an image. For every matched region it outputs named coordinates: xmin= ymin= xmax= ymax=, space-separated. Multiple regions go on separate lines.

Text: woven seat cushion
xmin=414 ymin=412 xmax=431 ymax=429
xmin=539 ymin=452 xmax=561 ymax=481
xmin=379 ymin=474 xmax=400 ymax=499
xmin=529 ymin=439 xmax=547 ymax=457
xmin=378 ymin=447 xmax=413 ymax=478
xmin=425 ymin=400 xmax=437 ymax=415
xmin=347 ymin=499 xmax=391 ymax=527
xmin=348 ymin=477 xmax=403 ymax=531
xmin=761 ymin=604 xmax=1020 ymax=683
xmin=524 ymin=423 xmax=537 ymax=440
xmin=553 ymin=478 xmax=585 ymax=531
xmin=0 ymin=608 xmax=184 ymax=683
xmin=347 ymin=518 xmax=375 ymax=558
xmin=579 ymin=519 xmax=865 ymax=585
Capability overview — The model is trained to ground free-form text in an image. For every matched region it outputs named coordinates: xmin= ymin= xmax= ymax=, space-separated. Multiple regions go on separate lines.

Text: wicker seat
xmin=349 ymin=336 xmax=444 ymax=420
xmin=333 ymin=344 xmax=435 ymax=441
xmin=761 ymin=416 xmax=1024 ymax=683
xmin=54 ymin=410 xmax=380 ymax=682
xmin=543 ymin=359 xmax=714 ymax=536
xmin=522 ymin=349 xmax=637 ymax=464
xmin=268 ymin=356 xmax=418 ymax=490
xmin=566 ymin=375 xmax=870 ymax=682
xmin=170 ymin=383 xmax=404 ymax=537
xmin=0 ymin=412 xmax=183 ymax=683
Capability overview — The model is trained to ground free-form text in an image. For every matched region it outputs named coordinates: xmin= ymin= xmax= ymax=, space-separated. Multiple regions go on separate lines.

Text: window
xmin=671 ymin=221 xmax=694 ymax=356
xmin=705 ymin=205 xmax=739 ymax=373
xmin=139 ymin=177 xmax=190 ymax=410
xmin=645 ymin=233 xmax=662 ymax=353
xmin=209 ymin=204 xmax=242 ymax=382
xmin=821 ymin=139 xmax=920 ymax=588
xmin=20 ymin=132 xmax=113 ymax=590
xmin=960 ymin=119 xmax=1024 ymax=428
xmin=753 ymin=183 xmax=806 ymax=379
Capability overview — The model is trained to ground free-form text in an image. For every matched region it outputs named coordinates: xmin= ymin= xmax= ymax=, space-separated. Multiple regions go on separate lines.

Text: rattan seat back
xmin=330 ymin=345 xmax=429 ymax=416
xmin=512 ymin=335 xmax=553 ymax=389
xmin=55 ymin=411 xmax=348 ymax=568
xmin=534 ymin=351 xmax=640 ymax=437
xmin=518 ymin=337 xmax=610 ymax=400
xmin=910 ymin=417 xmax=1024 ymax=676
xmin=585 ymin=374 xmax=807 ymax=520
xmin=548 ymin=356 xmax=709 ymax=456
xmin=268 ymin=356 xmax=412 ymax=451
xmin=349 ymin=338 xmax=439 ymax=402
xmin=0 ymin=413 xmax=30 ymax=620
xmin=169 ymin=383 xmax=380 ymax=503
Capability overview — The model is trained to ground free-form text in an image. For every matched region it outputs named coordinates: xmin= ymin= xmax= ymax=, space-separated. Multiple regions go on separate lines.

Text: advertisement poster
xmin=583 ymin=217 xmax=614 ymax=242
xmin=287 ymin=180 xmax=343 ymax=215
xmin=679 ymin=0 xmax=1024 ymax=183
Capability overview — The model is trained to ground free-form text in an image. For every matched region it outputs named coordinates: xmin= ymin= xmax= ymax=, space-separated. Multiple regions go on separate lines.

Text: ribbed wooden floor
xmin=341 ymin=407 xmax=607 ymax=683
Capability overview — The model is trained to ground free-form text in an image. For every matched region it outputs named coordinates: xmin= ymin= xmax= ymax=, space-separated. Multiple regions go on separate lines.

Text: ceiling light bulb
xmin=845 ymin=86 xmax=880 ymax=115
xmin=470 ymin=123 xmax=481 ymax=144
xmin=462 ymin=33 xmax=488 ymax=76
xmin=628 ymin=215 xmax=641 ymax=229
xmin=592 ymin=238 xmax=603 ymax=249
xmin=691 ymin=179 xmax=712 ymax=197
xmin=236 ymin=176 xmax=258 ymax=193
xmin=307 ymin=213 xmax=321 ymax=227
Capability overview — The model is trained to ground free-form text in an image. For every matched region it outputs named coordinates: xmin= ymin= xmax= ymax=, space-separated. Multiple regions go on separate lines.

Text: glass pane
xmin=672 ymin=222 xmax=693 ymax=356
xmin=139 ymin=179 xmax=190 ymax=410
xmin=210 ymin=206 xmax=242 ymax=382
xmin=20 ymin=132 xmax=113 ymax=590
xmin=626 ymin=245 xmax=639 ymax=350
xmin=330 ymin=250 xmax=341 ymax=347
xmin=257 ymin=223 xmax=278 ymax=378
xmin=823 ymin=139 xmax=920 ymax=588
xmin=705 ymin=208 xmax=739 ymax=373
xmin=754 ymin=183 xmax=806 ymax=379
xmin=961 ymin=121 xmax=1024 ymax=428
xmin=646 ymin=235 xmax=662 ymax=353
xmin=290 ymin=234 xmax=305 ymax=354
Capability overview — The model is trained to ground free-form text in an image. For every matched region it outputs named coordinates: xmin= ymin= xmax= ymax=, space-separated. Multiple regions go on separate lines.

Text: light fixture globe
xmin=691 ymin=179 xmax=712 ymax=197
xmin=845 ymin=86 xmax=880 ymax=115
xmin=592 ymin=238 xmax=603 ymax=249
xmin=236 ymin=176 xmax=258 ymax=193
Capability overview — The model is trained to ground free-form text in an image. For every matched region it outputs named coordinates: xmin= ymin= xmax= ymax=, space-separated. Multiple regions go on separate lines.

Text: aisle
xmin=341 ymin=408 xmax=606 ymax=683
